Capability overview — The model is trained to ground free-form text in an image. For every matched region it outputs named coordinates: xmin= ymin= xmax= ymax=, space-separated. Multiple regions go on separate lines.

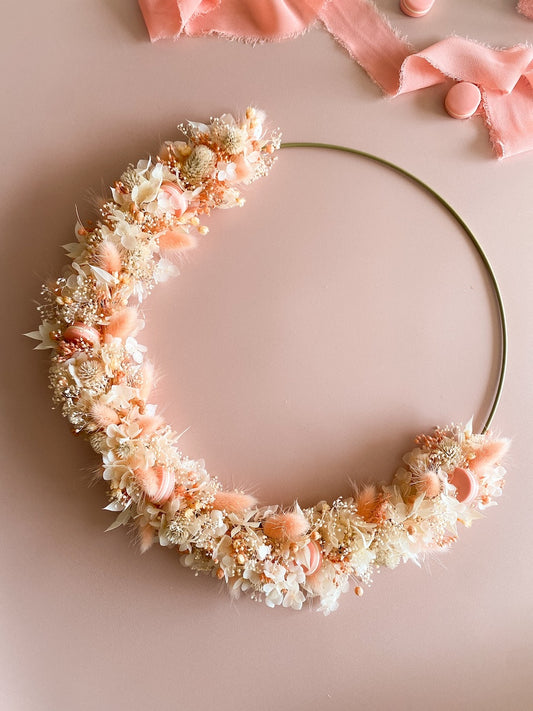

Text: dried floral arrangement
xmin=27 ymin=108 xmax=509 ymax=614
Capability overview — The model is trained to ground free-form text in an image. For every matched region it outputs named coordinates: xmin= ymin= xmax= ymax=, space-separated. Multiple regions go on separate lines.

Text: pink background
xmin=2 ymin=1 xmax=532 ymax=709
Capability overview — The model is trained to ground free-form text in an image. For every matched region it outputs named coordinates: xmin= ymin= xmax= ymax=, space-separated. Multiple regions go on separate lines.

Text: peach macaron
xmin=444 ymin=82 xmax=482 ymax=119
xmin=400 ymin=0 xmax=435 ymax=18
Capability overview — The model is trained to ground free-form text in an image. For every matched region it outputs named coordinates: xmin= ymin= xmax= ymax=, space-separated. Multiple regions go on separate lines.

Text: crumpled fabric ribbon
xmin=139 ymin=0 xmax=533 ymax=159
xmin=518 ymin=0 xmax=533 ymax=20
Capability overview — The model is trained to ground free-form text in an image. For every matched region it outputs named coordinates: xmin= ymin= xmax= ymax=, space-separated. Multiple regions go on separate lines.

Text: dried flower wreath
xmin=27 ymin=108 xmax=509 ymax=614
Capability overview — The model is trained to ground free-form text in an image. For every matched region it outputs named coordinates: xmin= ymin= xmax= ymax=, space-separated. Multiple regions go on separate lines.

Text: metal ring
xmin=281 ymin=141 xmax=507 ymax=433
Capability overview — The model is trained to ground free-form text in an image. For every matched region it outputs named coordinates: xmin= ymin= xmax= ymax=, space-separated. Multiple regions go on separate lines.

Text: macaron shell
xmin=300 ymin=540 xmax=323 ymax=576
xmin=445 ymin=82 xmax=482 ymax=119
xmin=448 ymin=467 xmax=479 ymax=505
xmin=400 ymin=0 xmax=435 ymax=17
xmin=151 ymin=466 xmax=175 ymax=504
xmin=136 ymin=466 xmax=175 ymax=504
xmin=63 ymin=323 xmax=101 ymax=346
xmin=159 ymin=180 xmax=188 ymax=217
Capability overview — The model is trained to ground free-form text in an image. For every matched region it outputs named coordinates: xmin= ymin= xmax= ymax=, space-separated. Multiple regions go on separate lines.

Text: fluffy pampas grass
xmin=90 ymin=402 xmax=119 ymax=428
xmin=356 ymin=485 xmax=377 ymax=521
xmin=135 ymin=466 xmax=175 ymax=504
xmin=96 ymin=241 xmax=121 ymax=274
xmin=138 ymin=522 xmax=155 ymax=553
xmin=356 ymin=485 xmax=389 ymax=523
xmin=263 ymin=506 xmax=309 ymax=542
xmin=212 ymin=490 xmax=257 ymax=513
xmin=414 ymin=470 xmax=441 ymax=498
xmin=159 ymin=229 xmax=197 ymax=251
xmin=104 ymin=307 xmax=139 ymax=341
xmin=470 ymin=438 xmax=510 ymax=475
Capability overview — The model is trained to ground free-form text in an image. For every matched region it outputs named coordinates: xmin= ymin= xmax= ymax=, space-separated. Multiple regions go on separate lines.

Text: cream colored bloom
xmin=25 ymin=321 xmax=59 ymax=349
xmin=131 ymin=161 xmax=163 ymax=205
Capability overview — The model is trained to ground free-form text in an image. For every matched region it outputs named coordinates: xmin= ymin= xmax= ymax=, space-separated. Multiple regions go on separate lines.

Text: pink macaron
xmin=400 ymin=0 xmax=435 ymax=18
xmin=150 ymin=466 xmax=175 ymax=503
xmin=444 ymin=82 xmax=482 ymax=119
xmin=135 ymin=466 xmax=175 ymax=504
xmin=158 ymin=180 xmax=188 ymax=217
xmin=63 ymin=323 xmax=101 ymax=347
xmin=300 ymin=540 xmax=323 ymax=576
xmin=448 ymin=467 xmax=479 ymax=506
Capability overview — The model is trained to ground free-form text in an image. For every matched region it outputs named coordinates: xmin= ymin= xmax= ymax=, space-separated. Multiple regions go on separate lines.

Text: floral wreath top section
xmin=27 ymin=108 xmax=509 ymax=614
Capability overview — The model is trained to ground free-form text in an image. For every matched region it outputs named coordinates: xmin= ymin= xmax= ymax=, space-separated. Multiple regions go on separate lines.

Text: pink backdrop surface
xmin=1 ymin=1 xmax=532 ymax=709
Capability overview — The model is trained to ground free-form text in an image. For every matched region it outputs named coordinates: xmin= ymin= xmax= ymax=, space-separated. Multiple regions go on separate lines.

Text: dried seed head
xmin=183 ymin=145 xmax=216 ymax=183
xmin=219 ymin=125 xmax=246 ymax=155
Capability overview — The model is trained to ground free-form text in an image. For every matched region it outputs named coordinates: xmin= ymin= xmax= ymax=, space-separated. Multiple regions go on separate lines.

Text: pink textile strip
xmin=323 ymin=1 xmax=533 ymax=158
xmin=139 ymin=0 xmax=183 ymax=40
xmin=184 ymin=0 xmax=325 ymax=39
xmin=138 ymin=0 xmax=326 ymax=41
xmin=137 ymin=0 xmax=533 ymax=158
xmin=518 ymin=0 xmax=533 ymax=20
xmin=319 ymin=0 xmax=413 ymax=95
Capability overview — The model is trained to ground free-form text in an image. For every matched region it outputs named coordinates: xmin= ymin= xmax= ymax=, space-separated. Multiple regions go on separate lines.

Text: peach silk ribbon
xmin=518 ymin=0 xmax=533 ymax=20
xmin=138 ymin=0 xmax=533 ymax=159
